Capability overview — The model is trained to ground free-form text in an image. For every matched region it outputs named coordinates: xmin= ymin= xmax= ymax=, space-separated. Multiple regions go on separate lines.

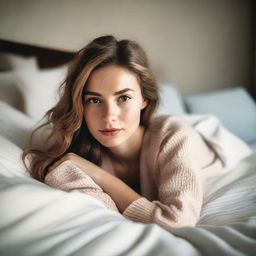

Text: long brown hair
xmin=22 ymin=35 xmax=159 ymax=181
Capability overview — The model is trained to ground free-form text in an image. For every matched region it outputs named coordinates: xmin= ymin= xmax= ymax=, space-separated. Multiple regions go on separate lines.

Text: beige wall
xmin=0 ymin=0 xmax=253 ymax=94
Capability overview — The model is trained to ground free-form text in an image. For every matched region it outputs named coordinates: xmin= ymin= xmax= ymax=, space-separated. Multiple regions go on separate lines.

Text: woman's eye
xmin=87 ymin=98 xmax=101 ymax=104
xmin=118 ymin=95 xmax=131 ymax=102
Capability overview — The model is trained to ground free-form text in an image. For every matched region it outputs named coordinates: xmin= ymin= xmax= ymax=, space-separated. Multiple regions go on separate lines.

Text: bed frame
xmin=0 ymin=39 xmax=75 ymax=69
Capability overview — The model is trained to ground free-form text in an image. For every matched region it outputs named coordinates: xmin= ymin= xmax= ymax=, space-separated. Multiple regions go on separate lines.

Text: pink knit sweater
xmin=44 ymin=115 xmax=223 ymax=229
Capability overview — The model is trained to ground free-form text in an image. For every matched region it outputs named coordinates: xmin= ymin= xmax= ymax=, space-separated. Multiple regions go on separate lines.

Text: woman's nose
xmin=102 ymin=103 xmax=118 ymax=122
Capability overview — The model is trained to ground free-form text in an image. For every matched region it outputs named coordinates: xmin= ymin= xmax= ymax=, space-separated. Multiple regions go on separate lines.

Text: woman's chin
xmin=98 ymin=137 xmax=124 ymax=148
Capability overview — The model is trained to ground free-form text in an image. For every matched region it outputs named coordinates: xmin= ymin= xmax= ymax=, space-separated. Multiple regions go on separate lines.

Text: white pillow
xmin=15 ymin=66 xmax=67 ymax=122
xmin=0 ymin=71 xmax=24 ymax=111
xmin=0 ymin=53 xmax=38 ymax=71
xmin=0 ymin=53 xmax=38 ymax=111
xmin=0 ymin=135 xmax=29 ymax=178
xmin=0 ymin=101 xmax=35 ymax=149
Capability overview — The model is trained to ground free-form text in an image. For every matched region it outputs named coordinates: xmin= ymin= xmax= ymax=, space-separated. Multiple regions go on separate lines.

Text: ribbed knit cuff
xmin=44 ymin=160 xmax=102 ymax=191
xmin=122 ymin=197 xmax=155 ymax=223
xmin=45 ymin=160 xmax=119 ymax=211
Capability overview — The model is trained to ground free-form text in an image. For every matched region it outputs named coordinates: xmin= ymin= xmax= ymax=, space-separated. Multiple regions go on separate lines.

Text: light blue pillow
xmin=157 ymin=84 xmax=186 ymax=115
xmin=184 ymin=87 xmax=256 ymax=143
xmin=248 ymin=141 xmax=256 ymax=152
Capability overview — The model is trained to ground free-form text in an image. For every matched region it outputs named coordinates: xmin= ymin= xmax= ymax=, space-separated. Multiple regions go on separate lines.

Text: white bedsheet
xmin=0 ymin=151 xmax=255 ymax=256
xmin=0 ymin=103 xmax=256 ymax=255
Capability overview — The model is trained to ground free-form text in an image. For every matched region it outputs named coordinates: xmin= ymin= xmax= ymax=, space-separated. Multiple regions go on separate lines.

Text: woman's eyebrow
xmin=84 ymin=88 xmax=135 ymax=96
xmin=84 ymin=91 xmax=101 ymax=96
xmin=114 ymin=88 xmax=135 ymax=95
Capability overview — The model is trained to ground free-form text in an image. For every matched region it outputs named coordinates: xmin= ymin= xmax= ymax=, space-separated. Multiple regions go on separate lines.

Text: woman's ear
xmin=141 ymin=99 xmax=148 ymax=110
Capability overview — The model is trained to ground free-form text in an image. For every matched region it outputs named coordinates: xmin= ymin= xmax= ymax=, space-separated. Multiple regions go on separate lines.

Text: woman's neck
xmin=107 ymin=126 xmax=145 ymax=165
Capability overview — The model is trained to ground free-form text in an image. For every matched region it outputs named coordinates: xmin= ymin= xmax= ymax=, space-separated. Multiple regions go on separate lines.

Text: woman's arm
xmin=123 ymin=124 xmax=223 ymax=228
xmin=45 ymin=159 xmax=119 ymax=211
xmin=48 ymin=153 xmax=142 ymax=213
xmin=95 ymin=168 xmax=142 ymax=213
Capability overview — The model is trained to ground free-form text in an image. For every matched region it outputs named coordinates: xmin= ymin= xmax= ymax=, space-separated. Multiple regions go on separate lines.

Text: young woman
xmin=23 ymin=35 xmax=223 ymax=229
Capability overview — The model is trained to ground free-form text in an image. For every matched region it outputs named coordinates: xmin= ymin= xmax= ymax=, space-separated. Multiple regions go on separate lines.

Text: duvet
xmin=0 ymin=102 xmax=255 ymax=256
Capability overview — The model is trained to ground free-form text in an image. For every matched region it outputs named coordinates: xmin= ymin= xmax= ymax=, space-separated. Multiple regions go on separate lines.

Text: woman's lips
xmin=99 ymin=128 xmax=123 ymax=136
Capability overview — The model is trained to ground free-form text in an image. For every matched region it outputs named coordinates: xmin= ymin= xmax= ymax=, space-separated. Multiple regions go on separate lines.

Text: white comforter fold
xmin=0 ymin=153 xmax=256 ymax=256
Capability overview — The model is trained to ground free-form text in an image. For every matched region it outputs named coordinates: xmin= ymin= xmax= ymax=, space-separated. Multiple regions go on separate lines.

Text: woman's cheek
xmin=122 ymin=102 xmax=142 ymax=120
xmin=84 ymin=106 xmax=97 ymax=125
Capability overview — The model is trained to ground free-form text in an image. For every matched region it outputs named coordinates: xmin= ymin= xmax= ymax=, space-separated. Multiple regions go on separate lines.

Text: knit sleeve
xmin=123 ymin=126 xmax=207 ymax=228
xmin=44 ymin=160 xmax=119 ymax=212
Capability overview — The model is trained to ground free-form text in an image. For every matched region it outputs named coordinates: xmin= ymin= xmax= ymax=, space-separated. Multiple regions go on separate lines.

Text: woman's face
xmin=83 ymin=65 xmax=147 ymax=149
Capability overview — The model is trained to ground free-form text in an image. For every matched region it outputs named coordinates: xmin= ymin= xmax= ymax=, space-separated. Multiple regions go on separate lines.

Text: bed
xmin=0 ymin=40 xmax=256 ymax=256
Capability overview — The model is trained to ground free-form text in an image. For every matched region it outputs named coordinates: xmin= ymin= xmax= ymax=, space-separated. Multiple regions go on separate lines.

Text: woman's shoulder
xmin=147 ymin=114 xmax=193 ymax=135
xmin=143 ymin=114 xmax=201 ymax=152
xmin=141 ymin=114 xmax=202 ymax=169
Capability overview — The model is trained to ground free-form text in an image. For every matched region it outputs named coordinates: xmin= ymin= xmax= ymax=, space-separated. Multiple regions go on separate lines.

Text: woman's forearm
xmin=93 ymin=168 xmax=142 ymax=213
xmin=50 ymin=153 xmax=142 ymax=213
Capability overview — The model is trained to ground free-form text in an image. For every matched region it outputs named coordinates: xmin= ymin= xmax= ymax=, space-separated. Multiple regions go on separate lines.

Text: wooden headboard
xmin=0 ymin=39 xmax=76 ymax=69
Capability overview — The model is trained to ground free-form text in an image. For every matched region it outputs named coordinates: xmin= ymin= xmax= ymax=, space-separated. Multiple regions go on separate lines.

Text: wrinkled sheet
xmin=0 ymin=151 xmax=256 ymax=255
xmin=0 ymin=109 xmax=256 ymax=255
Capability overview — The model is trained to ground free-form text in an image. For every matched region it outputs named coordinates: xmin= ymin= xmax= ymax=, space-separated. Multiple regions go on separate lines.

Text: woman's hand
xmin=48 ymin=152 xmax=105 ymax=183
